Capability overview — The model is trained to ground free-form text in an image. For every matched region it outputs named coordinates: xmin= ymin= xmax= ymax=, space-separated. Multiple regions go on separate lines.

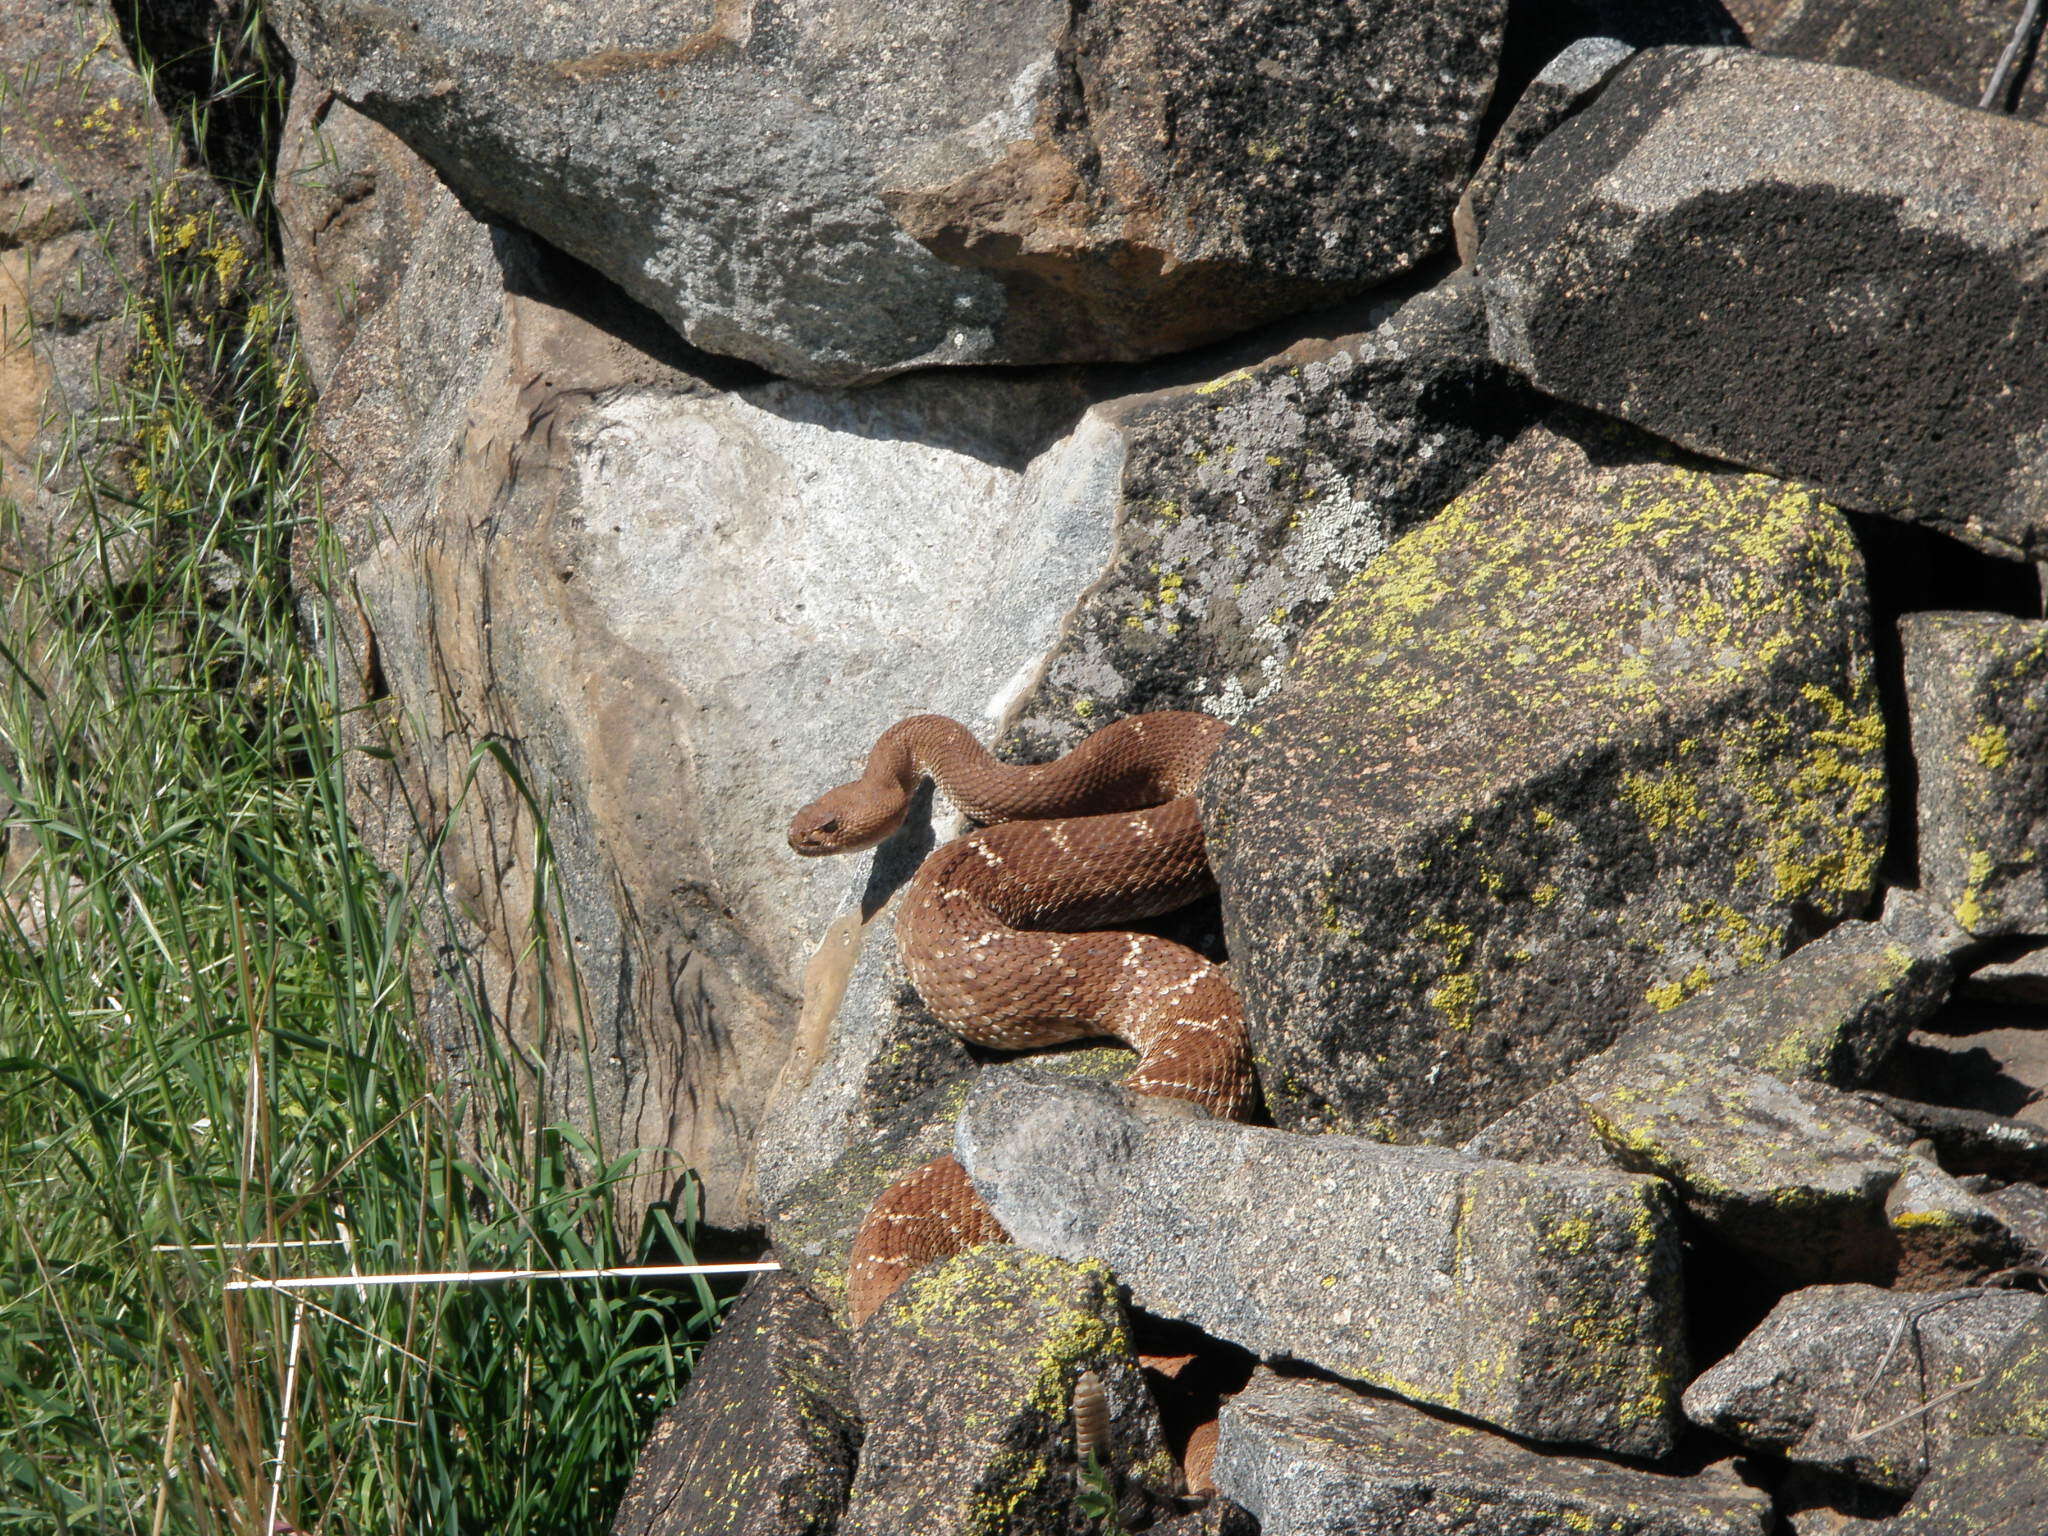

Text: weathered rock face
xmin=1684 ymin=1285 xmax=2040 ymax=1496
xmin=844 ymin=1247 xmax=1178 ymax=1536
xmin=610 ymin=1274 xmax=860 ymax=1536
xmin=1736 ymin=0 xmax=2048 ymax=116
xmin=1902 ymin=614 xmax=2048 ymax=939
xmin=1215 ymin=1371 xmax=1772 ymax=1536
xmin=1203 ymin=416 xmax=1885 ymax=1146
xmin=1601 ymin=902 xmax=1962 ymax=1089
xmin=956 ymin=1070 xmax=1689 ymax=1457
xmin=272 ymin=0 xmax=1507 ymax=385
xmin=1479 ymin=47 xmax=2048 ymax=560
xmin=0 ymin=0 xmax=206 ymax=544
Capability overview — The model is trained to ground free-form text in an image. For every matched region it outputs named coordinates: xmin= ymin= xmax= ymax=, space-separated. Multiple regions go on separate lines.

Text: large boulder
xmin=843 ymin=1247 xmax=1179 ymax=1536
xmin=956 ymin=1070 xmax=1689 ymax=1458
xmin=1201 ymin=415 xmax=1885 ymax=1145
xmin=1478 ymin=47 xmax=2048 ymax=560
xmin=1901 ymin=614 xmax=2048 ymax=939
xmin=273 ymin=0 xmax=1508 ymax=385
xmin=1215 ymin=1371 xmax=1772 ymax=1536
xmin=609 ymin=1274 xmax=860 ymax=1536
xmin=1682 ymin=1284 xmax=2040 ymax=1495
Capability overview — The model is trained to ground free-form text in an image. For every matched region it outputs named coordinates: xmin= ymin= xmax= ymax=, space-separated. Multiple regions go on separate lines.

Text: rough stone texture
xmin=1455 ymin=35 xmax=1636 ymax=262
xmin=1602 ymin=904 xmax=1960 ymax=1089
xmin=843 ymin=1246 xmax=1178 ymax=1536
xmin=1883 ymin=1155 xmax=2031 ymax=1291
xmin=1467 ymin=1050 xmax=1914 ymax=1286
xmin=273 ymin=0 xmax=1507 ymax=385
xmin=1879 ymin=1020 xmax=2048 ymax=1129
xmin=1202 ymin=415 xmax=1885 ymax=1146
xmin=1860 ymin=1095 xmax=2048 ymax=1184
xmin=1902 ymin=614 xmax=2048 ymax=938
xmin=1867 ymin=1435 xmax=2048 ymax=1536
xmin=1964 ymin=946 xmax=2048 ymax=1006
xmin=0 ymin=0 xmax=214 ymax=545
xmin=957 ymin=1070 xmax=1689 ymax=1457
xmin=1479 ymin=48 xmax=2048 ymax=560
xmin=610 ymin=1274 xmax=859 ymax=1536
xmin=1215 ymin=1371 xmax=1772 ymax=1536
xmin=1737 ymin=0 xmax=2048 ymax=117
xmin=1685 ymin=1284 xmax=2040 ymax=1496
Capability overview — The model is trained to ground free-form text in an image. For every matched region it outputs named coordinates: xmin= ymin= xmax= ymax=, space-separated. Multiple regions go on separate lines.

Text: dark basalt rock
xmin=1202 ymin=415 xmax=1885 ymax=1147
xmin=1479 ymin=47 xmax=2048 ymax=559
xmin=273 ymin=0 xmax=1508 ymax=384
xmin=1902 ymin=614 xmax=2048 ymax=938
xmin=610 ymin=1274 xmax=861 ymax=1536
xmin=1214 ymin=1371 xmax=1772 ymax=1536
xmin=843 ymin=1246 xmax=1179 ymax=1536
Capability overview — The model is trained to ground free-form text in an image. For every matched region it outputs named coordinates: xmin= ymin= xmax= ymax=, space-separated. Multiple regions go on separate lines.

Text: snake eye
xmin=815 ymin=816 xmax=839 ymax=835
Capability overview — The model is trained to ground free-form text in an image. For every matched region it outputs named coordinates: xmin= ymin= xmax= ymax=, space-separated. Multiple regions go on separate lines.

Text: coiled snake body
xmin=788 ymin=711 xmax=1256 ymax=1325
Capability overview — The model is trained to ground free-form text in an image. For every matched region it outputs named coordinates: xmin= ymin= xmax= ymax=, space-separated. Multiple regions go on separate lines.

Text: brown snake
xmin=787 ymin=711 xmax=1257 ymax=1327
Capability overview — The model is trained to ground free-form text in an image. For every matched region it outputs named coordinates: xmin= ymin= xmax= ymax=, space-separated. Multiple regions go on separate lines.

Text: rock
xmin=1877 ymin=1021 xmax=2048 ymax=1128
xmin=1868 ymin=1435 xmax=2048 ymax=1536
xmin=1857 ymin=1094 xmax=2048 ymax=1184
xmin=1739 ymin=0 xmax=2048 ymax=117
xmin=843 ymin=1247 xmax=1178 ymax=1536
xmin=1883 ymin=1155 xmax=2030 ymax=1290
xmin=1215 ymin=1370 xmax=1772 ymax=1536
xmin=1960 ymin=1296 xmax=2048 ymax=1440
xmin=0 ymin=0 xmax=223 ymax=549
xmin=1964 ymin=947 xmax=2048 ymax=1007
xmin=957 ymin=1070 xmax=1689 ymax=1457
xmin=1902 ymin=614 xmax=2048 ymax=938
xmin=1479 ymin=47 xmax=2048 ymax=560
xmin=1455 ymin=35 xmax=1637 ymax=262
xmin=1202 ymin=414 xmax=1885 ymax=1145
xmin=1683 ymin=1284 xmax=2039 ymax=1495
xmin=1468 ymin=1050 xmax=1912 ymax=1286
xmin=1602 ymin=907 xmax=1959 ymax=1089
xmin=274 ymin=0 xmax=1508 ymax=384
xmin=610 ymin=1274 xmax=860 ymax=1536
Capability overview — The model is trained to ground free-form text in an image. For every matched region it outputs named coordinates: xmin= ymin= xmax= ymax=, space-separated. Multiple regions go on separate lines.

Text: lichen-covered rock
xmin=1202 ymin=415 xmax=1885 ymax=1145
xmin=843 ymin=1247 xmax=1178 ymax=1536
xmin=1860 ymin=1095 xmax=2048 ymax=1184
xmin=1468 ymin=1050 xmax=1911 ymax=1286
xmin=1901 ymin=614 xmax=2048 ymax=938
xmin=1885 ymin=1156 xmax=2031 ymax=1291
xmin=1868 ymin=1435 xmax=2048 ymax=1536
xmin=610 ymin=1274 xmax=860 ymax=1536
xmin=1479 ymin=48 xmax=2048 ymax=559
xmin=1215 ymin=1371 xmax=1772 ymax=1536
xmin=957 ymin=1070 xmax=1688 ymax=1457
xmin=1000 ymin=274 xmax=1541 ymax=754
xmin=274 ymin=0 xmax=1507 ymax=384
xmin=1683 ymin=1284 xmax=2040 ymax=1495
xmin=1738 ymin=0 xmax=2048 ymax=116
xmin=1601 ymin=901 xmax=1962 ymax=1088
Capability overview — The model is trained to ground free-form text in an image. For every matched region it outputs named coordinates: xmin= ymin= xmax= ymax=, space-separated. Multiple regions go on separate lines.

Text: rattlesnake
xmin=787 ymin=711 xmax=1256 ymax=1325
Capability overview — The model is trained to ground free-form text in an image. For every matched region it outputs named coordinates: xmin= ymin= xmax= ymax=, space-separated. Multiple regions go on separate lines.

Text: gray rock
xmin=843 ymin=1247 xmax=1178 ymax=1536
xmin=1902 ymin=614 xmax=2048 ymax=938
xmin=1964 ymin=947 xmax=2048 ymax=1006
xmin=1202 ymin=415 xmax=1886 ymax=1146
xmin=610 ymin=1274 xmax=860 ymax=1536
xmin=1603 ymin=909 xmax=1959 ymax=1089
xmin=1738 ymin=0 xmax=2048 ymax=117
xmin=1684 ymin=1284 xmax=2040 ymax=1495
xmin=274 ymin=0 xmax=1507 ymax=384
xmin=1216 ymin=1371 xmax=1772 ymax=1536
xmin=1858 ymin=1095 xmax=2048 ymax=1184
xmin=957 ymin=1070 xmax=1689 ymax=1457
xmin=1455 ymin=35 xmax=1637 ymax=262
xmin=1478 ymin=47 xmax=2048 ymax=559
xmin=1469 ymin=1050 xmax=1912 ymax=1286
xmin=1884 ymin=1155 xmax=2030 ymax=1291
xmin=1865 ymin=1435 xmax=2048 ymax=1536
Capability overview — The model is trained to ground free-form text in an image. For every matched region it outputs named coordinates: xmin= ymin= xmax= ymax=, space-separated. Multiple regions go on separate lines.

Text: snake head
xmin=787 ymin=781 xmax=909 ymax=856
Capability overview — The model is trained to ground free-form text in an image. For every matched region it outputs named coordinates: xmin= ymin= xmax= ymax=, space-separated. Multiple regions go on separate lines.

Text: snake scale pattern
xmin=788 ymin=711 xmax=1257 ymax=1325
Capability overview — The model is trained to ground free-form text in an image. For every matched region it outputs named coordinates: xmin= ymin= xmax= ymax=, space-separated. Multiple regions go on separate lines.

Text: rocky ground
xmin=14 ymin=0 xmax=2048 ymax=1529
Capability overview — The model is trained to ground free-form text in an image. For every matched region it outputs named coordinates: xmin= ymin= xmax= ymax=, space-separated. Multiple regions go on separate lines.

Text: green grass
xmin=0 ymin=8 xmax=729 ymax=1533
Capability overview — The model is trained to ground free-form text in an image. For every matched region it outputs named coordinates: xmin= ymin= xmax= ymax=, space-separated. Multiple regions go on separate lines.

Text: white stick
xmin=153 ymin=1239 xmax=348 ymax=1253
xmin=222 ymin=1260 xmax=781 ymax=1293
xmin=265 ymin=1301 xmax=306 ymax=1536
